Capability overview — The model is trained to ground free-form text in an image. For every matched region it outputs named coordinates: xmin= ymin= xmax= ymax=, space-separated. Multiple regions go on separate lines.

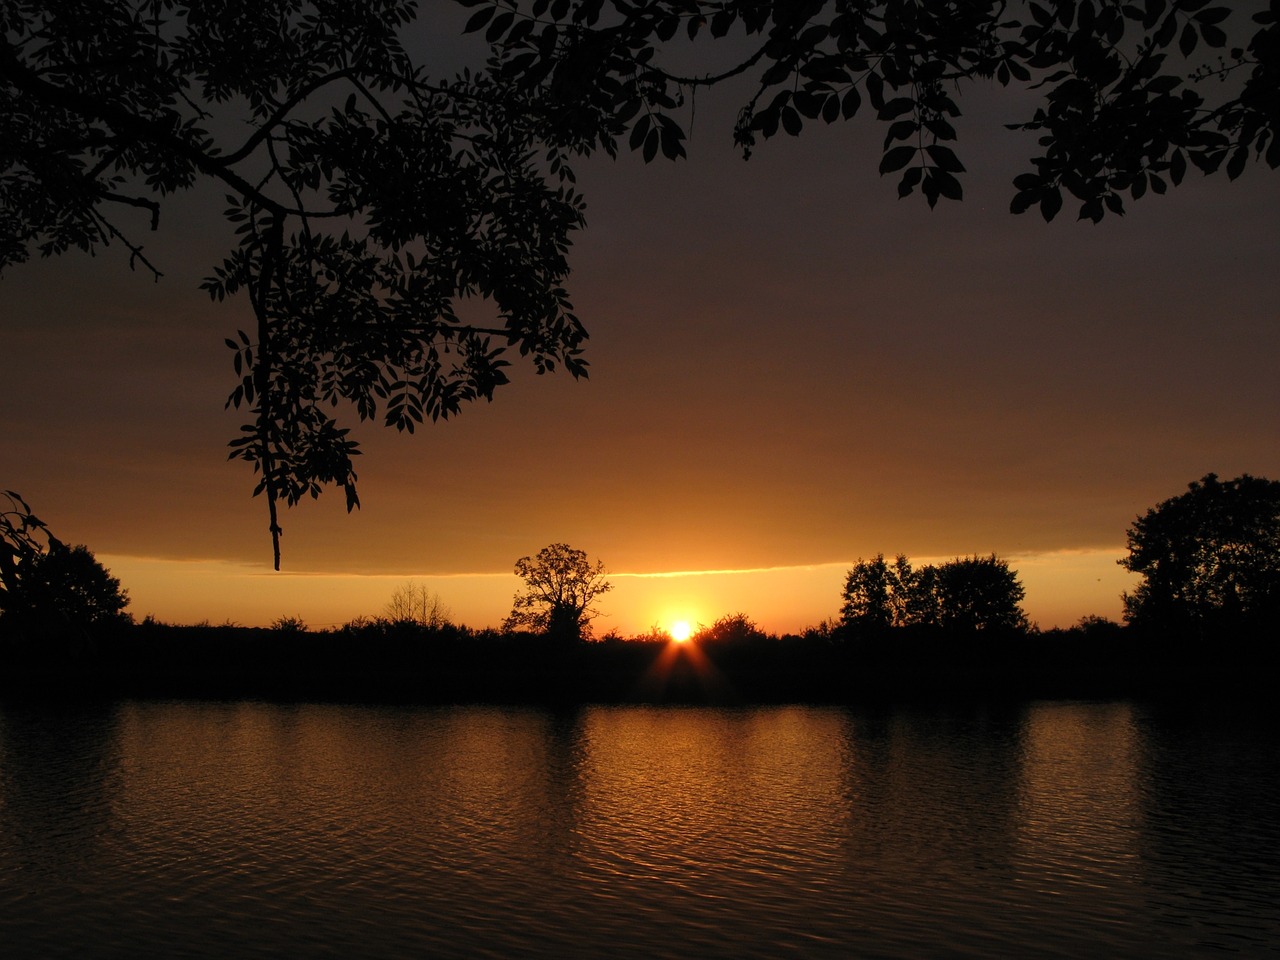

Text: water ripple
xmin=1 ymin=701 xmax=1277 ymax=958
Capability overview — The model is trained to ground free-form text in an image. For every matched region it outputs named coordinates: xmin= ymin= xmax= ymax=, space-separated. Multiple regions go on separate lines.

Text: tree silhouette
xmin=695 ymin=612 xmax=764 ymax=644
xmin=1 ymin=492 xmax=130 ymax=639
xmin=840 ymin=554 xmax=904 ymax=633
xmin=840 ymin=552 xmax=1027 ymax=634
xmin=1120 ymin=473 xmax=1280 ymax=635
xmin=384 ymin=581 xmax=452 ymax=629
xmin=933 ymin=555 xmax=1028 ymax=634
xmin=504 ymin=543 xmax=612 ymax=642
xmin=4 ymin=2 xmax=1276 ymax=562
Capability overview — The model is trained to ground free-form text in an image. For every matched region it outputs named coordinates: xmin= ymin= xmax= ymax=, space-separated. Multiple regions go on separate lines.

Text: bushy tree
xmin=897 ymin=557 xmax=942 ymax=629
xmin=1120 ymin=473 xmax=1280 ymax=634
xmin=840 ymin=552 xmax=1027 ymax=634
xmin=695 ymin=612 xmax=764 ymax=644
xmin=4 ymin=2 xmax=1276 ymax=563
xmin=840 ymin=554 xmax=904 ymax=632
xmin=504 ymin=543 xmax=611 ymax=642
xmin=1 ymin=492 xmax=130 ymax=637
xmin=933 ymin=555 xmax=1028 ymax=633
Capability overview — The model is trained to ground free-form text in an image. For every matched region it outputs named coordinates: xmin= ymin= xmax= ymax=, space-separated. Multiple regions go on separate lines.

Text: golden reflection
xmin=571 ymin=707 xmax=854 ymax=895
xmin=1015 ymin=703 xmax=1142 ymax=890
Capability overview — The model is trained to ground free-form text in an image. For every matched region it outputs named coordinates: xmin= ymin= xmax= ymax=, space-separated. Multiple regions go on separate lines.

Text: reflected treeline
xmin=840 ymin=705 xmax=1027 ymax=890
xmin=0 ymin=614 xmax=1275 ymax=704
xmin=0 ymin=702 xmax=122 ymax=881
xmin=1132 ymin=704 xmax=1280 ymax=953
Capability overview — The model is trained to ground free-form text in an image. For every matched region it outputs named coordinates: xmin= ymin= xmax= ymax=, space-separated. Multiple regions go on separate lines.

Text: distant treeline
xmin=4 ymin=473 xmax=1278 ymax=703
xmin=0 ymin=613 xmax=1271 ymax=704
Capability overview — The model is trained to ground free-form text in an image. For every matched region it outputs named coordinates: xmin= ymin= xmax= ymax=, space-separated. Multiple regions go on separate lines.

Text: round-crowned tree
xmin=1120 ymin=474 xmax=1280 ymax=635
xmin=503 ymin=543 xmax=611 ymax=643
xmin=2 ymin=492 xmax=131 ymax=643
xmin=7 ymin=543 xmax=131 ymax=629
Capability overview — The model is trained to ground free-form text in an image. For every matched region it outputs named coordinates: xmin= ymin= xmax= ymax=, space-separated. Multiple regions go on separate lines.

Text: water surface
xmin=1 ymin=700 xmax=1276 ymax=958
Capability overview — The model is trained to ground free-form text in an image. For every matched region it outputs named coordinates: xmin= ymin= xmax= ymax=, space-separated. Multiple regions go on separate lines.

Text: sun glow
xmin=670 ymin=620 xmax=693 ymax=643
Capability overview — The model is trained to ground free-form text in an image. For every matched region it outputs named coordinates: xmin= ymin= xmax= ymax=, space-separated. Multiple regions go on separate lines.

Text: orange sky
xmin=2 ymin=12 xmax=1277 ymax=634
xmin=96 ymin=549 xmax=1137 ymax=636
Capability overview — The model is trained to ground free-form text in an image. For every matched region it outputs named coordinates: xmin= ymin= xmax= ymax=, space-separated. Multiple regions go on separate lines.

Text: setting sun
xmin=670 ymin=620 xmax=693 ymax=643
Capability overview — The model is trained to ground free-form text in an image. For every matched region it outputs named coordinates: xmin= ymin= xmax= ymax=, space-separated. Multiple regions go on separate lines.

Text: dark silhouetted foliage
xmin=1 ymin=490 xmax=56 ymax=603
xmin=1120 ymin=473 xmax=1280 ymax=637
xmin=695 ymin=612 xmax=766 ymax=645
xmin=4 ymin=2 xmax=1276 ymax=563
xmin=839 ymin=555 xmax=903 ymax=632
xmin=934 ymin=555 xmax=1028 ymax=634
xmin=504 ymin=543 xmax=612 ymax=642
xmin=1 ymin=493 xmax=131 ymax=651
xmin=841 ymin=553 xmax=1028 ymax=636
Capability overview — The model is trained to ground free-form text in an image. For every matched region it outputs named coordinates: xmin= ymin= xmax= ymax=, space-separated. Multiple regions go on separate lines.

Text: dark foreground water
xmin=1 ymin=700 xmax=1277 ymax=959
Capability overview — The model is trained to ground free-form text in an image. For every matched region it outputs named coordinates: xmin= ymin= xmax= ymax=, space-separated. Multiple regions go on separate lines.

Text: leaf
xmin=658 ymin=115 xmax=687 ymax=160
xmin=1078 ymin=197 xmax=1104 ymax=222
xmin=463 ymin=6 xmax=495 ymax=33
xmin=865 ymin=72 xmax=885 ymax=112
xmin=1040 ymin=187 xmax=1063 ymax=221
xmin=879 ymin=146 xmax=916 ymax=174
xmin=841 ymin=86 xmax=862 ymax=119
xmin=883 ymin=119 xmax=917 ymax=151
xmin=486 ymin=11 xmax=515 ymax=43
xmin=1194 ymin=6 xmax=1230 ymax=24
xmin=781 ymin=106 xmax=802 ymax=136
xmin=930 ymin=169 xmax=963 ymax=201
xmin=642 ymin=129 xmax=659 ymax=163
xmin=1179 ymin=22 xmax=1198 ymax=56
xmin=878 ymin=97 xmax=915 ymax=120
xmin=897 ymin=166 xmax=923 ymax=198
xmin=628 ymin=114 xmax=650 ymax=152
xmin=1200 ymin=23 xmax=1226 ymax=47
xmin=1010 ymin=190 xmax=1037 ymax=214
xmin=1226 ymin=145 xmax=1248 ymax=180
xmin=794 ymin=91 xmax=823 ymax=119
xmin=925 ymin=144 xmax=965 ymax=173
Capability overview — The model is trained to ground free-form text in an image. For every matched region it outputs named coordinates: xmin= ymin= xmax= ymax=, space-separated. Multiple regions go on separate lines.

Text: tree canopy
xmin=504 ymin=542 xmax=612 ymax=641
xmin=4 ymin=1 xmax=1276 ymax=563
xmin=841 ymin=553 xmax=1028 ymax=635
xmin=1120 ymin=473 xmax=1280 ymax=635
xmin=1 ymin=491 xmax=131 ymax=637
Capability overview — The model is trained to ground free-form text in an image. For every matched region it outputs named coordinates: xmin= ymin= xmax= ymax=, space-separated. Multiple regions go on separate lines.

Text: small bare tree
xmin=384 ymin=581 xmax=451 ymax=629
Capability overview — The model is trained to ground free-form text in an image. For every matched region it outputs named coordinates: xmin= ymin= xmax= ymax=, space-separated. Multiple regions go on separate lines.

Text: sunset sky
xmin=2 ymin=9 xmax=1277 ymax=634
